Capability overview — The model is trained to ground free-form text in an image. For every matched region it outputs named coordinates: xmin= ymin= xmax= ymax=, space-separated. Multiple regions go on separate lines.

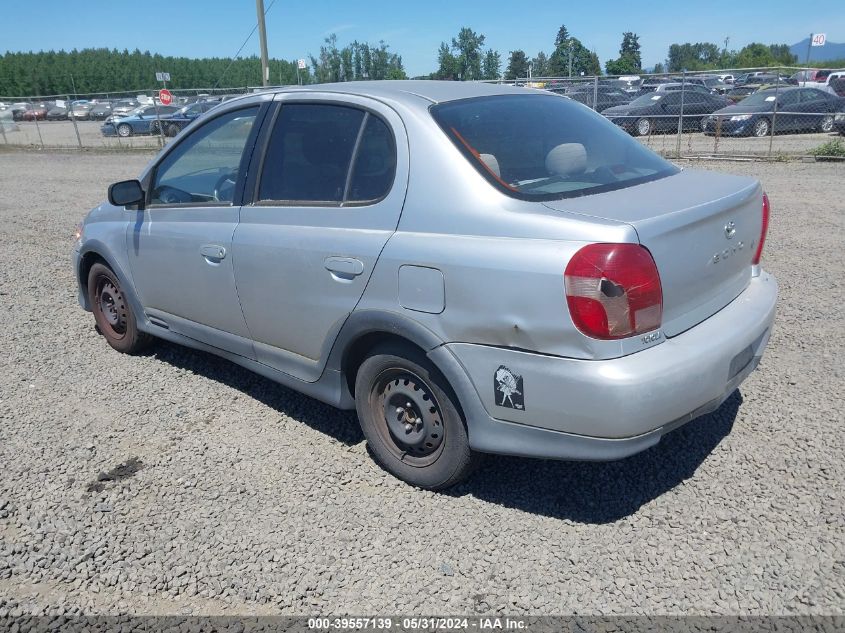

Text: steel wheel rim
xmin=95 ymin=275 xmax=128 ymax=339
xmin=370 ymin=368 xmax=445 ymax=466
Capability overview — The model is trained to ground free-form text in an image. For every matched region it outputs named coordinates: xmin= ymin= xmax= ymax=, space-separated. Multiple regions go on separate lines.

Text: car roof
xmin=243 ymin=80 xmax=540 ymax=106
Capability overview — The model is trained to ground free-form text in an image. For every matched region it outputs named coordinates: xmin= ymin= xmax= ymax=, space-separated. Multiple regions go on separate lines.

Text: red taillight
xmin=753 ymin=193 xmax=770 ymax=265
xmin=564 ymin=243 xmax=663 ymax=340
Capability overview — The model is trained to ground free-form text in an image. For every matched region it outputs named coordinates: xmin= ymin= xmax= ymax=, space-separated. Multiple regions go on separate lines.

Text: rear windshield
xmin=431 ymin=94 xmax=677 ymax=200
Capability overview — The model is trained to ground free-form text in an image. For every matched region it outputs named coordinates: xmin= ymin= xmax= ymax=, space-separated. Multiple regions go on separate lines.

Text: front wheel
xmin=634 ymin=118 xmax=652 ymax=136
xmin=355 ymin=343 xmax=479 ymax=490
xmin=165 ymin=123 xmax=180 ymax=137
xmin=117 ymin=123 xmax=132 ymax=137
xmin=87 ymin=263 xmax=151 ymax=354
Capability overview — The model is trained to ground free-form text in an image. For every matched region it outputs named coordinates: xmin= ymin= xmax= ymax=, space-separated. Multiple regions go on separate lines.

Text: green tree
xmin=548 ymin=25 xmax=600 ymax=76
xmin=505 ymin=50 xmax=529 ymax=80
xmin=451 ymin=27 xmax=486 ymax=80
xmin=436 ymin=42 xmax=458 ymax=80
xmin=482 ymin=49 xmax=502 ymax=80
xmin=667 ymin=42 xmax=721 ymax=72
xmin=532 ymin=51 xmax=549 ymax=77
xmin=652 ymin=61 xmax=665 ymax=74
xmin=605 ymin=32 xmax=642 ymax=75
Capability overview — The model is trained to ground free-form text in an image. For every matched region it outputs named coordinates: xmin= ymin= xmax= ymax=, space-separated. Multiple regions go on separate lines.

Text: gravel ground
xmin=3 ymin=119 xmax=842 ymax=157
xmin=0 ymin=150 xmax=843 ymax=617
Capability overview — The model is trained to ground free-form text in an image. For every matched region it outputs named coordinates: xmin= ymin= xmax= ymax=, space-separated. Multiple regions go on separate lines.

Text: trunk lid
xmin=545 ymin=169 xmax=762 ymax=337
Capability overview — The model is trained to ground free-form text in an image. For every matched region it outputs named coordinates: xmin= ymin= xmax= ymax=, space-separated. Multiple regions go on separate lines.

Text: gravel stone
xmin=0 ymin=150 xmax=842 ymax=616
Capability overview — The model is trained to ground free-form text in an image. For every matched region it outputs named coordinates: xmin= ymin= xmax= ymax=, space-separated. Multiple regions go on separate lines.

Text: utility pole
xmin=568 ymin=40 xmax=573 ymax=78
xmin=805 ymin=33 xmax=813 ymax=69
xmin=256 ymin=0 xmax=270 ymax=87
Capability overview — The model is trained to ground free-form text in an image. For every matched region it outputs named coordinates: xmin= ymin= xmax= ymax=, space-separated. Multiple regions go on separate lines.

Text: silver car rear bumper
xmin=436 ymin=271 xmax=777 ymax=461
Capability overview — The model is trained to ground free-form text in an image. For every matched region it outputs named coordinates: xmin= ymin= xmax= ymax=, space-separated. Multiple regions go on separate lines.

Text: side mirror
xmin=108 ymin=179 xmax=145 ymax=208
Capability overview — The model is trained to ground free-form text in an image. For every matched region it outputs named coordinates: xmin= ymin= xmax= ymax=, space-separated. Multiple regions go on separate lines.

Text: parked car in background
xmin=704 ymin=87 xmax=843 ymax=137
xmin=73 ymin=81 xmax=776 ymax=489
xmin=556 ymin=85 xmax=632 ymax=112
xmin=604 ymin=90 xmax=729 ymax=135
xmin=101 ymin=104 xmax=180 ymax=137
xmin=46 ymin=106 xmax=69 ymax=121
xmin=816 ymin=71 xmax=845 ymax=95
xmin=11 ymin=103 xmax=33 ymax=121
xmin=21 ymin=103 xmax=49 ymax=121
xmin=830 ymin=78 xmax=845 ymax=98
xmin=834 ymin=104 xmax=845 ymax=135
xmin=161 ymin=101 xmax=219 ymax=136
xmin=71 ymin=102 xmax=94 ymax=121
xmin=111 ymin=100 xmax=139 ymax=117
xmin=89 ymin=102 xmax=114 ymax=120
xmin=638 ymin=77 xmax=673 ymax=92
xmin=791 ymin=69 xmax=819 ymax=85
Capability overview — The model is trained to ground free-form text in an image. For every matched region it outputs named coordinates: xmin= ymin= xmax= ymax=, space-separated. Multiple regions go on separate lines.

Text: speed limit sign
xmin=811 ymin=33 xmax=826 ymax=47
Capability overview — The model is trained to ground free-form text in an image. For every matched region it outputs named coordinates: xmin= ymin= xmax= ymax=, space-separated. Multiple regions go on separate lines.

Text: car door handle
xmin=200 ymin=244 xmax=226 ymax=262
xmin=324 ymin=256 xmax=364 ymax=279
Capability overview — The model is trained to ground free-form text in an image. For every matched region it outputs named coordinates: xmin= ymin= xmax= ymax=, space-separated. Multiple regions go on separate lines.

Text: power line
xmin=213 ymin=0 xmax=277 ymax=90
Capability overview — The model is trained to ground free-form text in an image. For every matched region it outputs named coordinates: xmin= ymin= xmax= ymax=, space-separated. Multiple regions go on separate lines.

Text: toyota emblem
xmin=724 ymin=221 xmax=736 ymax=239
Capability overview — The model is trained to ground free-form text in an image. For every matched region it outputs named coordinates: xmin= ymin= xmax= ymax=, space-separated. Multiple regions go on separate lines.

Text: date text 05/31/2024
xmin=307 ymin=617 xmax=528 ymax=630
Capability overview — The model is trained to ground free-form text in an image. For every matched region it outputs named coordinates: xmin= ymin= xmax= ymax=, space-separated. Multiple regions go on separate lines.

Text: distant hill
xmin=790 ymin=38 xmax=845 ymax=63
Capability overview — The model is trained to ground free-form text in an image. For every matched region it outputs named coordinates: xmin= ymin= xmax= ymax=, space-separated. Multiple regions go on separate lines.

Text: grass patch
xmin=809 ymin=138 xmax=845 ymax=161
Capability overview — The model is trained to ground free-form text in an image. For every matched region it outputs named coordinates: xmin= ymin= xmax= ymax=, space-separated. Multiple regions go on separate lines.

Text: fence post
xmin=33 ymin=109 xmax=45 ymax=149
xmin=769 ymin=73 xmax=780 ymax=157
xmin=675 ymin=71 xmax=686 ymax=158
xmin=68 ymin=95 xmax=83 ymax=149
xmin=152 ymin=91 xmax=166 ymax=148
xmin=592 ymin=75 xmax=599 ymax=111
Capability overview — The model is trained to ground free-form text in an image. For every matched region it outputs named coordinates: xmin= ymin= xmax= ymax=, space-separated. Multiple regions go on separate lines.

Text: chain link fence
xmin=1 ymin=68 xmax=844 ymax=159
xmin=0 ymin=86 xmax=256 ymax=150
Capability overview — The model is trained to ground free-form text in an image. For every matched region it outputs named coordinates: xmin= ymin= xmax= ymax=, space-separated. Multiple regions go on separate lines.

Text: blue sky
xmin=2 ymin=0 xmax=843 ymax=77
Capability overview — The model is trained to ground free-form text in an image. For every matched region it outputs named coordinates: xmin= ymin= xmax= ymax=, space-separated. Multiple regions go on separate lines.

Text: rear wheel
xmin=752 ymin=117 xmax=770 ymax=137
xmin=635 ymin=118 xmax=652 ymax=136
xmin=354 ymin=342 xmax=479 ymax=490
xmin=819 ymin=115 xmax=834 ymax=133
xmin=87 ymin=263 xmax=151 ymax=354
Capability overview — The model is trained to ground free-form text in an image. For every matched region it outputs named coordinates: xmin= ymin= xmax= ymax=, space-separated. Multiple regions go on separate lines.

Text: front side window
xmin=431 ymin=94 xmax=678 ymax=200
xmin=150 ymin=106 xmax=258 ymax=206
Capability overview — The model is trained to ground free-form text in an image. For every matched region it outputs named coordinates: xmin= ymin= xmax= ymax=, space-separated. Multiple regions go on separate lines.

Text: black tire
xmin=354 ymin=342 xmax=480 ymax=490
xmin=87 ymin=263 xmax=151 ymax=354
xmin=165 ymin=123 xmax=180 ymax=137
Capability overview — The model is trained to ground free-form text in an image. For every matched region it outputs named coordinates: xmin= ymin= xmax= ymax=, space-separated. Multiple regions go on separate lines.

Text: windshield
xmin=629 ymin=93 xmax=663 ymax=106
xmin=739 ymin=92 xmax=779 ymax=107
xmin=431 ymin=94 xmax=677 ymax=200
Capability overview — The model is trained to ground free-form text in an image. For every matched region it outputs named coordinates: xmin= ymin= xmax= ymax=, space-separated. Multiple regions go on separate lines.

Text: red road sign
xmin=159 ymin=88 xmax=172 ymax=106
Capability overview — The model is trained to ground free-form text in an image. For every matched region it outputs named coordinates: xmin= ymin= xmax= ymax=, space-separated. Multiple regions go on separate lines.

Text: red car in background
xmin=20 ymin=104 xmax=48 ymax=121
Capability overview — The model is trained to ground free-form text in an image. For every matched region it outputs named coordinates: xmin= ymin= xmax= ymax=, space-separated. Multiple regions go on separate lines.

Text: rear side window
xmin=257 ymin=104 xmax=396 ymax=205
xmin=346 ymin=115 xmax=396 ymax=203
xmin=258 ymin=104 xmax=363 ymax=203
xmin=431 ymin=94 xmax=677 ymax=201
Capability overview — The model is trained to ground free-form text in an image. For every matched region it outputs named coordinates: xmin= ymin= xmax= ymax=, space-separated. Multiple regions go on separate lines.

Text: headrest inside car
xmin=479 ymin=153 xmax=501 ymax=178
xmin=545 ymin=143 xmax=587 ymax=177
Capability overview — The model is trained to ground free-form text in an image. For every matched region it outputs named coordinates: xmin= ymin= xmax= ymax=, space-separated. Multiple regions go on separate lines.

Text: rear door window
xmin=257 ymin=103 xmax=396 ymax=205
